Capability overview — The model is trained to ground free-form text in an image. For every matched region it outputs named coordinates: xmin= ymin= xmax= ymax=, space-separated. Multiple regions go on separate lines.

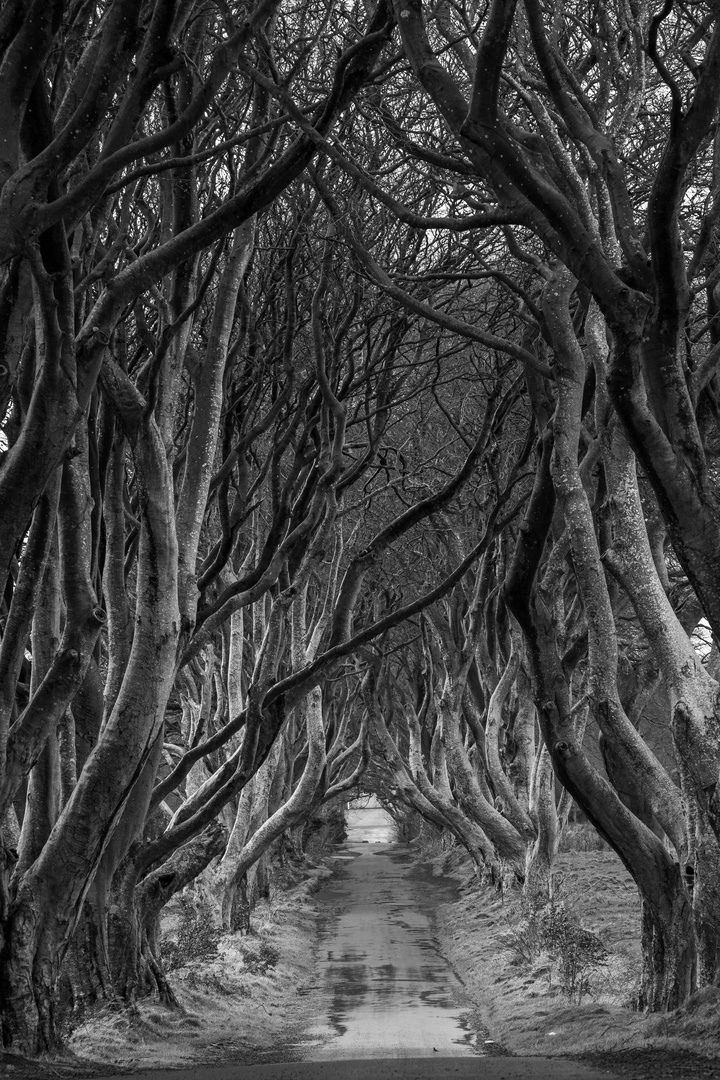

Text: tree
xmin=316 ymin=0 xmax=720 ymax=1007
xmin=0 ymin=0 xmax=395 ymax=1052
xmin=7 ymin=0 xmax=720 ymax=1052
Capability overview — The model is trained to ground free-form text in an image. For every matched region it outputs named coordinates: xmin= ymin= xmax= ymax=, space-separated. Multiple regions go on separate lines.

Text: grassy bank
xmin=432 ymin=844 xmax=720 ymax=1071
xmin=2 ymin=864 xmax=331 ymax=1080
xmin=69 ymin=865 xmax=332 ymax=1074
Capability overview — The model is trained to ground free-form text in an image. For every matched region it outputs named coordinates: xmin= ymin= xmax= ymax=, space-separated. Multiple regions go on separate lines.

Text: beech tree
xmin=6 ymin=0 xmax=720 ymax=1056
xmin=0 ymin=0 xmax=399 ymax=1052
xmin=360 ymin=0 xmax=720 ymax=1008
xmin=0 ymin=22 xmax=511 ymax=1044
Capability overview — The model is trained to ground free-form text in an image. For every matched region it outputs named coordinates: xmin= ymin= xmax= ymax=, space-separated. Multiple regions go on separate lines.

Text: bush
xmin=539 ymin=901 xmax=609 ymax=1001
xmin=502 ymin=889 xmax=547 ymax=968
xmin=241 ymin=939 xmax=280 ymax=975
xmin=501 ymin=890 xmax=609 ymax=1002
xmin=163 ymin=897 xmax=222 ymax=972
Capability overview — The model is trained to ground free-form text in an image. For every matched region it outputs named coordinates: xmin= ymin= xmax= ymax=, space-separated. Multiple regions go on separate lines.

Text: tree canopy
xmin=2 ymin=0 xmax=720 ymax=1053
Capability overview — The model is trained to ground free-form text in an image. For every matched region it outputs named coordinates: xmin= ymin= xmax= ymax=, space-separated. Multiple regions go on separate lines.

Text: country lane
xmin=96 ymin=818 xmax=620 ymax=1079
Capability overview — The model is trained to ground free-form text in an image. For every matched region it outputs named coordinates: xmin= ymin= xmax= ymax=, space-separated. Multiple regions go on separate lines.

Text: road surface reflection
xmin=296 ymin=843 xmax=480 ymax=1059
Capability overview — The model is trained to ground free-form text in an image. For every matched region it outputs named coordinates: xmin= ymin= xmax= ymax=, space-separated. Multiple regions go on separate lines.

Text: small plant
xmin=501 ymin=889 xmax=609 ymax=1001
xmin=499 ymin=883 xmax=552 ymax=966
xmin=539 ymin=902 xmax=609 ymax=1001
xmin=501 ymin=907 xmax=544 ymax=967
xmin=163 ymin=896 xmax=222 ymax=971
xmin=241 ymin=939 xmax=280 ymax=975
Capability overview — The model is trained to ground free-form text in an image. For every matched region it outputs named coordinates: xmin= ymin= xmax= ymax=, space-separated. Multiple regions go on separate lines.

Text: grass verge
xmin=432 ymin=846 xmax=720 ymax=1072
xmin=67 ymin=864 xmax=332 ymax=1074
xmin=0 ymin=863 xmax=332 ymax=1080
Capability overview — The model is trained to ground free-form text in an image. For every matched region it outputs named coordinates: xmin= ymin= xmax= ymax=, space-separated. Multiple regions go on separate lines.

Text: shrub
xmin=241 ymin=939 xmax=280 ymax=975
xmin=538 ymin=902 xmax=609 ymax=1001
xmin=501 ymin=890 xmax=609 ymax=1002
xmin=560 ymin=823 xmax=610 ymax=853
xmin=163 ymin=897 xmax=222 ymax=971
xmin=501 ymin=889 xmax=547 ymax=967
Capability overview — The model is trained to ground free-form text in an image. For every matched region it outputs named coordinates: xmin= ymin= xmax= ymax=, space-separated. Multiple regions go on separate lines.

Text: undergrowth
xmin=502 ymin=886 xmax=609 ymax=1002
xmin=240 ymin=940 xmax=280 ymax=975
xmin=560 ymin=822 xmax=610 ymax=853
xmin=163 ymin=896 xmax=222 ymax=971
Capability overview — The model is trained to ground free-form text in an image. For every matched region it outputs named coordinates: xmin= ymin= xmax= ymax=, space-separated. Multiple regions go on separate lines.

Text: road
xmin=95 ymin=1061 xmax=618 ymax=1080
xmin=97 ymin=842 xmax=619 ymax=1079
xmin=296 ymin=843 xmax=475 ymax=1059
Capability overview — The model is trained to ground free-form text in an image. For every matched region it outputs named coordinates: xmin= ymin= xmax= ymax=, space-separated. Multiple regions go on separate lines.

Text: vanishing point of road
xmin=97 ymin=830 xmax=620 ymax=1080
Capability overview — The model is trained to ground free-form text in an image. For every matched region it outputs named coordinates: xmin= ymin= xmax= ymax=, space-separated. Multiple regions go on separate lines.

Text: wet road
xmin=97 ymin=1062 xmax=618 ymax=1080
xmin=96 ymin=839 xmax=620 ymax=1078
xmin=296 ymin=842 xmax=475 ymax=1059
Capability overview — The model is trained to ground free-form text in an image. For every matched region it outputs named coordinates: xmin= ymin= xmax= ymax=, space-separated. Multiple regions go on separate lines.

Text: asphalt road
xmin=96 ymin=1055 xmax=617 ymax=1079
xmin=97 ymin=842 xmax=620 ymax=1079
xmin=297 ymin=843 xmax=474 ymax=1059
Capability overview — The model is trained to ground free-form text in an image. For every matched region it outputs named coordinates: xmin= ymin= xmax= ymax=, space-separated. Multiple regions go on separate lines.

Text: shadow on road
xmin=95 ymin=1056 xmax=617 ymax=1079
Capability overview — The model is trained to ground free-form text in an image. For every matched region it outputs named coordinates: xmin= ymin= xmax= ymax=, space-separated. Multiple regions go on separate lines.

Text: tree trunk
xmin=106 ymin=820 xmax=228 ymax=1006
xmin=524 ymin=745 xmax=559 ymax=896
xmin=211 ymin=736 xmax=283 ymax=929
xmin=0 ymin=396 xmax=179 ymax=1053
